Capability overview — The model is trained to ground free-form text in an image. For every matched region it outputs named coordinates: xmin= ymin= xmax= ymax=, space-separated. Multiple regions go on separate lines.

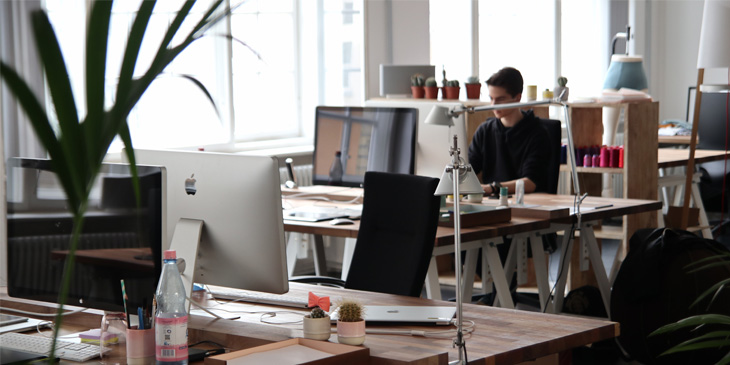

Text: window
xmin=430 ymin=1 xmax=607 ymax=102
xmin=43 ymin=0 xmax=364 ymax=152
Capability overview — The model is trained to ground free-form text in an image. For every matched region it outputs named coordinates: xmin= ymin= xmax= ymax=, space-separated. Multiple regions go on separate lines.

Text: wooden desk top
xmin=658 ymin=135 xmax=696 ymax=145
xmin=658 ymin=148 xmax=730 ymax=168
xmin=0 ymin=281 xmax=618 ymax=365
xmin=186 ymin=283 xmax=618 ymax=364
xmin=282 ymin=196 xmax=551 ymax=246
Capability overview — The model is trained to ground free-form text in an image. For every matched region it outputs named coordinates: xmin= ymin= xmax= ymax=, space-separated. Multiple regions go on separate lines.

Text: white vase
xmin=302 ymin=316 xmax=332 ymax=341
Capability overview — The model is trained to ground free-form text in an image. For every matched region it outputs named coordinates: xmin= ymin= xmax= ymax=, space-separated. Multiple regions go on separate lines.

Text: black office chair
xmin=541 ymin=119 xmax=562 ymax=195
xmin=291 ymin=171 xmax=441 ymax=297
xmin=696 ymin=91 xmax=730 ymax=239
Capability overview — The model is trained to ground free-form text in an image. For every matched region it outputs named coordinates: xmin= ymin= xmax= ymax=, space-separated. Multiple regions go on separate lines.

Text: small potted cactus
xmin=465 ymin=75 xmax=481 ymax=99
xmin=443 ymin=79 xmax=460 ymax=100
xmin=335 ymin=299 xmax=365 ymax=345
xmin=302 ymin=306 xmax=331 ymax=340
xmin=424 ymin=76 xmax=439 ymax=99
xmin=554 ymin=76 xmax=569 ymax=101
xmin=410 ymin=73 xmax=425 ymax=99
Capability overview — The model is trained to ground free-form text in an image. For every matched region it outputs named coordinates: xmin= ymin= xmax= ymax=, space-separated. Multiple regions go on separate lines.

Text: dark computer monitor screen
xmin=312 ymin=106 xmax=418 ymax=187
xmin=6 ymin=158 xmax=163 ymax=312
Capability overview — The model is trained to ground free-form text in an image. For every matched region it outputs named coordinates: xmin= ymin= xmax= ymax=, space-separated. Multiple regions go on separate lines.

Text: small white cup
xmin=467 ymin=193 xmax=483 ymax=203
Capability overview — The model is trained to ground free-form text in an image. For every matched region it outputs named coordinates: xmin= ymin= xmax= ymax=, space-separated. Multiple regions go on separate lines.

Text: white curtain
xmin=0 ymin=0 xmax=46 ymax=286
xmin=0 ymin=0 xmax=46 ymax=160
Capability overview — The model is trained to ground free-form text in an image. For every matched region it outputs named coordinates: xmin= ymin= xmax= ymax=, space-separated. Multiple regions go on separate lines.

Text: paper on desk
xmin=225 ymin=344 xmax=333 ymax=365
xmin=601 ymin=88 xmax=651 ymax=101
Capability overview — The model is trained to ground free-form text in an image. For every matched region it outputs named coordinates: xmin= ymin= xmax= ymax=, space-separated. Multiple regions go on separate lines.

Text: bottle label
xmin=155 ymin=316 xmax=188 ymax=361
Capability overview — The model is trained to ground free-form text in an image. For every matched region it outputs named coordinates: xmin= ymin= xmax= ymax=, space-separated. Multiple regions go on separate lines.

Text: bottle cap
xmin=164 ymin=250 xmax=176 ymax=260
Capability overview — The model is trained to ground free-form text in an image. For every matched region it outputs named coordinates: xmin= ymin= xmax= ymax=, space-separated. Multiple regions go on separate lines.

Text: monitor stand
xmin=167 ymin=218 xmax=203 ymax=312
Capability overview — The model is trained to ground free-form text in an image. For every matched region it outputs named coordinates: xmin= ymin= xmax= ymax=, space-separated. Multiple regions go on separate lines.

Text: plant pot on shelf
xmin=336 ymin=320 xmax=366 ymax=345
xmin=303 ymin=316 xmax=332 ymax=341
xmin=443 ymin=86 xmax=460 ymax=100
xmin=465 ymin=84 xmax=481 ymax=99
xmin=554 ymin=86 xmax=569 ymax=101
xmin=411 ymin=86 xmax=425 ymax=99
xmin=465 ymin=83 xmax=481 ymax=99
xmin=424 ymin=86 xmax=439 ymax=99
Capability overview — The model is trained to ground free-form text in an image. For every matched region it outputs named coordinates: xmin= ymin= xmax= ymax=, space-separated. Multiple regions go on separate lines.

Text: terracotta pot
xmin=424 ymin=86 xmax=439 ymax=99
xmin=303 ymin=316 xmax=332 ymax=341
xmin=337 ymin=320 xmax=365 ymax=345
xmin=410 ymin=86 xmax=425 ymax=99
xmin=443 ymin=86 xmax=460 ymax=100
xmin=465 ymin=83 xmax=481 ymax=100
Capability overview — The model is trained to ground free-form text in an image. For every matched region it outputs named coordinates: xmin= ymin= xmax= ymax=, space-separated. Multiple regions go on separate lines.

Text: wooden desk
xmin=0 ymin=284 xmax=618 ymax=364
xmin=657 ymin=148 xmax=730 ymax=168
xmin=658 ymin=134 xmax=695 ymax=145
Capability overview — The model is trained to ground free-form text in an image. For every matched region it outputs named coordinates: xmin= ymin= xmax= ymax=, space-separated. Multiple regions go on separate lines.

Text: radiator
xmin=8 ymin=232 xmax=140 ymax=296
xmin=279 ymin=164 xmax=313 ymax=187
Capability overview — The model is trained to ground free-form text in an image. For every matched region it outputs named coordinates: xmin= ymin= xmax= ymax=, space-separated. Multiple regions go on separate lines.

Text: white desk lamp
xmin=425 ymin=97 xmax=582 ymax=364
xmin=681 ymin=0 xmax=730 ymax=228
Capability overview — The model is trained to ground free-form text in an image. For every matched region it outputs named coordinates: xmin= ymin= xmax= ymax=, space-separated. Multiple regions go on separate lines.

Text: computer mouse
xmin=330 ymin=218 xmax=355 ymax=226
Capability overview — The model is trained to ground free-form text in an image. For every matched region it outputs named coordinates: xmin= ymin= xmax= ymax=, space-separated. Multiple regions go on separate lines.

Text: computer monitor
xmin=5 ymin=158 xmax=163 ymax=312
xmin=364 ymin=100 xmax=469 ymax=178
xmin=130 ymin=149 xmax=288 ymax=300
xmin=312 ymin=106 xmax=418 ymax=187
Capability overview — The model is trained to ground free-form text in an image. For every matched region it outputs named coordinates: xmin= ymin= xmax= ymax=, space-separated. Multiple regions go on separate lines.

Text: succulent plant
xmin=557 ymin=76 xmax=568 ymax=87
xmin=466 ymin=76 xmax=480 ymax=84
xmin=442 ymin=66 xmax=448 ymax=87
xmin=308 ymin=306 xmax=327 ymax=319
xmin=447 ymin=80 xmax=460 ymax=87
xmin=425 ymin=77 xmax=438 ymax=87
xmin=336 ymin=299 xmax=363 ymax=322
xmin=411 ymin=73 xmax=425 ymax=87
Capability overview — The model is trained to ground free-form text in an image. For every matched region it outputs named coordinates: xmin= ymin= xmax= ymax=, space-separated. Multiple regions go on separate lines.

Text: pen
xmin=138 ymin=307 xmax=145 ymax=330
xmin=120 ymin=280 xmax=130 ymax=329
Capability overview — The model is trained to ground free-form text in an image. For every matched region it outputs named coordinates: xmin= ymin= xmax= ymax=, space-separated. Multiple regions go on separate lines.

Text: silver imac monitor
xmin=130 ymin=149 xmax=288 ymax=298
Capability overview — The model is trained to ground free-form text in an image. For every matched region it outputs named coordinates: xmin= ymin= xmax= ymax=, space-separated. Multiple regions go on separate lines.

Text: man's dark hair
xmin=486 ymin=67 xmax=523 ymax=97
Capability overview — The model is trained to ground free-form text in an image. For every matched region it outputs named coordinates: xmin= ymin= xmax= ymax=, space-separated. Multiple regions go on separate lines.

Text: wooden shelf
xmin=559 ymin=164 xmax=623 ymax=174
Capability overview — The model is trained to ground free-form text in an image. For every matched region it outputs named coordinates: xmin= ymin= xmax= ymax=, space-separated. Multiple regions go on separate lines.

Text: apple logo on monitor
xmin=185 ymin=174 xmax=197 ymax=195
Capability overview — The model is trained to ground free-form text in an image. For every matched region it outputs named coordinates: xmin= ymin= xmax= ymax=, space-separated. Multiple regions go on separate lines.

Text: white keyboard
xmin=207 ymin=287 xmax=309 ymax=308
xmin=0 ymin=332 xmax=112 ymax=362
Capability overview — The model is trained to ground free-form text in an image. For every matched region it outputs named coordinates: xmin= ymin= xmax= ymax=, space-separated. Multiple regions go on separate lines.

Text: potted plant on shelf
xmin=0 ymin=0 xmax=241 ymax=359
xmin=336 ymin=299 xmax=366 ymax=345
xmin=424 ymin=76 xmax=439 ymax=99
xmin=303 ymin=306 xmax=331 ymax=341
xmin=410 ymin=73 xmax=425 ymax=99
xmin=554 ymin=76 xmax=569 ymax=101
xmin=465 ymin=76 xmax=481 ymax=99
xmin=444 ymin=80 xmax=460 ymax=100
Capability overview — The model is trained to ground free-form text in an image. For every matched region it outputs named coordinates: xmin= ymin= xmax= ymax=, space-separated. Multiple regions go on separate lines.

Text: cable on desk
xmin=0 ymin=305 xmax=86 ymax=317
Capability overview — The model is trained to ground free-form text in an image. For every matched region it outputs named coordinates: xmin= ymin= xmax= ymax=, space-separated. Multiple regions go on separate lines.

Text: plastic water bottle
xmin=155 ymin=250 xmax=188 ymax=365
xmin=515 ymin=180 xmax=524 ymax=205
xmin=328 ymin=151 xmax=343 ymax=185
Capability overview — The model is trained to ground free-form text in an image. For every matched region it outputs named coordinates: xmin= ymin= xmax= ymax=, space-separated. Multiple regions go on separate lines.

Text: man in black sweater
xmin=466 ymin=67 xmax=553 ymax=304
xmin=468 ymin=67 xmax=550 ymax=196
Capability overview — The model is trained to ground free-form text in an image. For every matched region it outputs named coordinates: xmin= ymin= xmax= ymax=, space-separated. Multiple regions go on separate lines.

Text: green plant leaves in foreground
xmin=0 ymin=0 xmax=235 ymax=360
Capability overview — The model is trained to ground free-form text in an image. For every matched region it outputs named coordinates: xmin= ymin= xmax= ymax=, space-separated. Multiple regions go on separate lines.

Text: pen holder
xmin=126 ymin=327 xmax=155 ymax=365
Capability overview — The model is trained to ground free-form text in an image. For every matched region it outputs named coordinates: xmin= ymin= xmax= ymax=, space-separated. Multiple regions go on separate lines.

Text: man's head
xmin=486 ymin=67 xmax=523 ymax=119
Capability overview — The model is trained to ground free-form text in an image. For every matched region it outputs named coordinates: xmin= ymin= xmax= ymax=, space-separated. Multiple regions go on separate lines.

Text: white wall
xmin=647 ymin=0 xmax=727 ymax=123
xmin=364 ymin=0 xmax=431 ymax=101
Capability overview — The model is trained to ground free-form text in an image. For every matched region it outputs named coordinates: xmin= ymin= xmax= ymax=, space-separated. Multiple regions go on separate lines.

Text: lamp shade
xmin=603 ymin=55 xmax=648 ymax=91
xmin=425 ymin=105 xmax=455 ymax=126
xmin=434 ymin=166 xmax=484 ymax=196
xmin=698 ymin=0 xmax=730 ymax=69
